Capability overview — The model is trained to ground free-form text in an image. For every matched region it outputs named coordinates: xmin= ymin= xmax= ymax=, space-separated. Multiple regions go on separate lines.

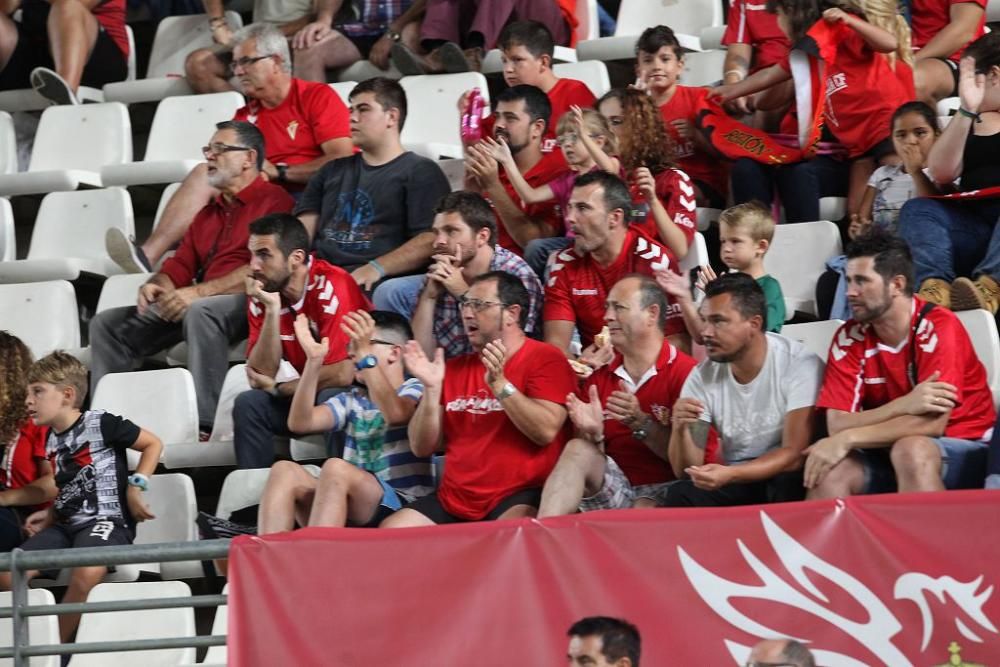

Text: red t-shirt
xmin=628 ymin=168 xmax=697 ymax=249
xmin=722 ymin=0 xmax=792 ymax=72
xmin=246 ymin=257 xmax=371 ymax=373
xmin=545 ymin=228 xmax=684 ymax=346
xmin=817 ymin=299 xmax=996 ymax=440
xmin=233 ymin=78 xmax=351 ymax=172
xmin=911 ymin=0 xmax=987 ymax=62
xmin=492 ymin=149 xmax=570 ymax=255
xmin=658 ymin=86 xmax=729 ymax=199
xmin=159 ymin=176 xmax=294 ymax=288
xmin=583 ymin=340 xmax=696 ymax=486
xmin=0 ymin=420 xmax=48 ymax=493
xmin=482 ymin=77 xmax=597 ymax=154
xmin=92 ymin=0 xmax=128 ymax=58
xmin=437 ymin=338 xmax=576 ymax=520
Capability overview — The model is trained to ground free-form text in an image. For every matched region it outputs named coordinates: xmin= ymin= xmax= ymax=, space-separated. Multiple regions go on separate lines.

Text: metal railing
xmin=0 ymin=539 xmax=231 ymax=666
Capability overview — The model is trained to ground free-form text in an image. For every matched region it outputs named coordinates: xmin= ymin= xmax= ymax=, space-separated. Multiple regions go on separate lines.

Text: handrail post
xmin=10 ymin=547 xmax=28 ymax=667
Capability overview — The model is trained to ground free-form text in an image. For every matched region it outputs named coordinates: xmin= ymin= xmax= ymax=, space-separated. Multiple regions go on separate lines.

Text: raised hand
xmin=633 ymin=166 xmax=657 ymax=201
xmin=402 ymin=341 xmax=445 ymax=388
xmin=695 ymin=264 xmax=718 ymax=291
xmin=481 ymin=339 xmax=508 ymax=392
xmin=341 ymin=310 xmax=376 ymax=359
xmin=294 ymin=313 xmax=329 ymax=362
xmin=566 ymin=384 xmax=605 ymax=443
xmin=245 ymin=276 xmax=281 ymax=311
xmin=958 ymin=56 xmax=985 ymax=114
xmin=605 ymin=381 xmax=645 ymax=427
xmin=656 ymin=267 xmax=693 ymax=302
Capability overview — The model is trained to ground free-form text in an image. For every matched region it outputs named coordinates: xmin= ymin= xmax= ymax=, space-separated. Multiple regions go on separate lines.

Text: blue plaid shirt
xmin=336 ymin=0 xmax=411 ymax=37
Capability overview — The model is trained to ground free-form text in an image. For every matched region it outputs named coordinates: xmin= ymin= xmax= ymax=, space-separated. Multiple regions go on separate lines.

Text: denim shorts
xmin=859 ymin=437 xmax=989 ymax=494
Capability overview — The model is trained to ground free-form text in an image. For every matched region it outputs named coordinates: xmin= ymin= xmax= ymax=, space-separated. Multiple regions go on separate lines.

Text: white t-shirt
xmin=681 ymin=333 xmax=824 ymax=464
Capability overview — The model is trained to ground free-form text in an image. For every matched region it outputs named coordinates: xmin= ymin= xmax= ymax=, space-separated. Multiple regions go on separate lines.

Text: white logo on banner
xmin=677 ymin=511 xmax=998 ymax=666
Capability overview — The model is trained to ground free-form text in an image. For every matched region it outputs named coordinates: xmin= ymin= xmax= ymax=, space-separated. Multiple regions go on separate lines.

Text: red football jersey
xmin=246 ymin=257 xmax=371 ymax=373
xmin=722 ymin=0 xmax=792 ymax=72
xmin=0 ymin=420 xmax=48 ymax=493
xmin=818 ymin=299 xmax=996 ymax=441
xmin=481 ymin=77 xmax=596 ymax=154
xmin=582 ymin=340 xmax=696 ymax=486
xmin=545 ymin=228 xmax=684 ymax=346
xmin=628 ymin=167 xmax=697 ymax=249
xmin=437 ymin=338 xmax=576 ymax=520
xmin=92 ymin=0 xmax=128 ymax=58
xmin=492 ymin=149 xmax=570 ymax=255
xmin=658 ymin=86 xmax=730 ymax=199
xmin=911 ymin=0 xmax=987 ymax=62
xmin=234 ymin=78 xmax=351 ymax=169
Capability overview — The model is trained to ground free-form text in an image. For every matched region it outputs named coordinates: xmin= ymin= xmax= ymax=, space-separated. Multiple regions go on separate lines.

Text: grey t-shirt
xmin=296 ymin=152 xmax=450 ymax=271
xmin=681 ymin=333 xmax=824 ymax=464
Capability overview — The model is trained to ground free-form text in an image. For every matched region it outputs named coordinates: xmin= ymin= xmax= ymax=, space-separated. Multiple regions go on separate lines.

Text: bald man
xmin=748 ymin=639 xmax=815 ymax=667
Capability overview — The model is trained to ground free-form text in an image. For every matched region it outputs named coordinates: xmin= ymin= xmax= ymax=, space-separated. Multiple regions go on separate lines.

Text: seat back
xmin=399 ymin=73 xmax=489 ymax=149
xmin=329 ymin=81 xmax=357 ymax=104
xmin=28 ymin=103 xmax=132 ymax=173
xmin=144 ymin=92 xmax=245 ymax=162
xmin=95 ymin=273 xmax=148 ymax=313
xmin=0 ymin=590 xmax=59 ymax=667
xmin=763 ymin=220 xmax=843 ymax=317
xmin=681 ymin=49 xmax=726 ymax=86
xmin=0 ymin=281 xmax=80 ymax=357
xmin=781 ymin=319 xmax=844 ymax=360
xmin=0 ymin=198 xmax=14 ymax=261
xmin=678 ymin=232 xmax=708 ymax=273
xmin=0 ymin=112 xmax=15 ymax=174
xmin=146 ymin=12 xmax=244 ymax=78
xmin=202 ymin=584 xmax=229 ymax=664
xmin=209 ymin=363 xmax=250 ymax=442
xmin=615 ymin=0 xmax=723 ymax=36
xmin=216 ymin=468 xmax=271 ymax=520
xmin=92 ymin=368 xmax=199 ymax=445
xmin=136 ymin=473 xmax=199 ymax=545
xmin=553 ymin=60 xmax=610 ymax=98
xmin=27 ymin=188 xmax=134 ymax=262
xmin=71 ymin=581 xmax=195 ymax=667
xmin=956 ymin=309 xmax=1000 ymax=408
xmin=576 ymin=0 xmax=599 ymax=41
xmin=151 ymin=182 xmax=183 ymax=232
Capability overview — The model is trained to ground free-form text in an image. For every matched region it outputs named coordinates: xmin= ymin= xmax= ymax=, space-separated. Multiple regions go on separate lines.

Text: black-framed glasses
xmin=229 ymin=54 xmax=273 ymax=73
xmin=202 ymin=143 xmax=252 ymax=158
xmin=369 ymin=338 xmax=397 ymax=346
xmin=457 ymin=296 xmax=506 ymax=312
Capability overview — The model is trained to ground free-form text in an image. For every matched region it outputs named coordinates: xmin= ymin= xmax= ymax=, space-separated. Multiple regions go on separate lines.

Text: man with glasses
xmin=380 ymin=271 xmax=576 ymax=526
xmin=90 ymin=121 xmax=294 ymax=438
xmin=107 ymin=24 xmax=353 ymax=275
xmin=234 ymin=213 xmax=371 ymax=469
xmin=746 ymin=638 xmax=816 ymax=667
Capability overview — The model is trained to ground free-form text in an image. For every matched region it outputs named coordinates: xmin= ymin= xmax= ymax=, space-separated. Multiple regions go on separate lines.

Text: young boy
xmin=3 ymin=352 xmax=161 ymax=642
xmin=635 ymin=25 xmax=729 ymax=208
xmin=256 ymin=310 xmax=434 ymax=533
xmin=659 ymin=202 xmax=786 ymax=336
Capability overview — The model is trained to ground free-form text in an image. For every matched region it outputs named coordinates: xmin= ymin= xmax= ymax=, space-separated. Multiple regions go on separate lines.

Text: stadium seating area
xmin=2 ymin=0 xmax=1000 ymax=661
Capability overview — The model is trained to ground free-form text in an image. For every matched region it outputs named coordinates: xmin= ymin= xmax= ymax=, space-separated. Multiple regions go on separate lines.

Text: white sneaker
xmin=30 ymin=67 xmax=79 ymax=106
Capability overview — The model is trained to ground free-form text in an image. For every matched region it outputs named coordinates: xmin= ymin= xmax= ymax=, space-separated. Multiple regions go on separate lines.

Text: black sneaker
xmin=438 ymin=42 xmax=472 ymax=73
xmin=106 ymin=228 xmax=152 ymax=274
xmin=390 ymin=43 xmax=428 ymax=76
xmin=30 ymin=67 xmax=79 ymax=106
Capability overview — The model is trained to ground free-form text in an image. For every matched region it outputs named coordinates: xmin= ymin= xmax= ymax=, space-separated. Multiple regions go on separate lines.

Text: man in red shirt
xmin=465 ymin=84 xmax=569 ymax=256
xmin=382 ymin=270 xmax=576 ymax=526
xmin=107 ymin=25 xmax=354 ymax=275
xmin=235 ymin=213 xmax=371 ymax=469
xmin=544 ymin=171 xmax=689 ymax=355
xmin=636 ymin=25 xmax=728 ymax=209
xmin=538 ymin=275 xmax=698 ymax=516
xmin=0 ymin=0 xmax=128 ymax=104
xmin=91 ymin=122 xmax=294 ymax=434
xmin=807 ymin=231 xmax=996 ymax=498
xmin=912 ymin=0 xmax=987 ymax=104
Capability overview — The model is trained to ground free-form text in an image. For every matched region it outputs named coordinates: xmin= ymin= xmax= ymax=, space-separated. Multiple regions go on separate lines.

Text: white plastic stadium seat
xmin=0 ymin=590 xmax=60 ymax=667
xmin=201 ymin=585 xmax=229 ymax=665
xmin=937 ymin=96 xmax=960 ymax=117
xmin=0 ymin=198 xmax=14 ymax=261
xmin=290 ymin=434 xmax=327 ymax=461
xmin=956 ymin=309 xmax=1000 ymax=409
xmin=0 ymin=188 xmax=134 ymax=284
xmin=70 ymin=582 xmax=196 ymax=667
xmin=400 ymin=72 xmax=489 ymax=158
xmin=0 ymin=112 xmax=16 ymax=175
xmin=576 ymin=0 xmax=724 ymax=63
xmin=0 ymin=281 xmax=80 ymax=357
xmin=67 ymin=273 xmax=149 ymax=367
xmin=329 ymin=81 xmax=357 ymax=105
xmin=763 ymin=220 xmax=843 ymax=317
xmin=678 ymin=231 xmax=709 ymax=274
xmin=334 ymin=59 xmax=403 ymax=82
xmin=163 ymin=363 xmax=248 ymax=469
xmin=695 ymin=207 xmax=721 ymax=232
xmin=0 ymin=103 xmax=132 ymax=196
xmin=781 ymin=319 xmax=844 ymax=360
xmin=104 ymin=12 xmax=244 ymax=104
xmin=553 ymin=60 xmax=611 ymax=98
xmin=100 ymin=92 xmax=244 ymax=187
xmin=576 ymin=0 xmax=599 ymax=41
xmin=141 ymin=473 xmax=200 ymax=579
xmin=819 ymin=196 xmax=846 ymax=222
xmin=680 ymin=49 xmax=727 ymax=86
xmin=699 ymin=24 xmax=726 ymax=51
xmin=216 ymin=468 xmax=272 ymax=522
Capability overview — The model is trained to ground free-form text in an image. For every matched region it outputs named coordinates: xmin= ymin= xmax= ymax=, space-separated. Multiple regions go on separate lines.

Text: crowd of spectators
xmin=1 ymin=0 xmax=999 ymax=651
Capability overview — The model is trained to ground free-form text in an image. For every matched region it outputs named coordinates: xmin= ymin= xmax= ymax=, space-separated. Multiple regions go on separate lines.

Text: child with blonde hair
xmin=659 ymin=202 xmax=786 ymax=339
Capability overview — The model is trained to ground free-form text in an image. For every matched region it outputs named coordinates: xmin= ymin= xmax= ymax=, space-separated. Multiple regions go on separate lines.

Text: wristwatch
xmin=355 ymin=354 xmax=378 ymax=371
xmin=385 ymin=30 xmax=402 ymax=42
xmin=275 ymin=162 xmax=289 ymax=183
xmin=127 ymin=473 xmax=149 ymax=492
xmin=496 ymin=382 xmax=518 ymax=400
xmin=631 ymin=416 xmax=652 ymax=441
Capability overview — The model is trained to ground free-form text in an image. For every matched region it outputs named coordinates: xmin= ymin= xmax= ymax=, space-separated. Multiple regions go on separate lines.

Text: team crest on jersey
xmin=287 ymin=120 xmax=299 ymax=140
xmin=446 ymin=390 xmax=502 ymax=415
xmin=826 ymin=72 xmax=848 ymax=96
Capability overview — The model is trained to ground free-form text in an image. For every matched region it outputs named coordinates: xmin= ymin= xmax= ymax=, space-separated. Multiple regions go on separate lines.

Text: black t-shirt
xmin=296 ymin=152 xmax=451 ymax=271
xmin=47 ymin=411 xmax=140 ymax=529
xmin=961 ymin=129 xmax=1000 ymax=193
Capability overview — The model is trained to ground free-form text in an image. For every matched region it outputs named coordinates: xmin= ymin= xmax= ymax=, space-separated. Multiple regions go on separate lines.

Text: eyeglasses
xmin=202 ymin=143 xmax=252 ymax=157
xmin=457 ymin=296 xmax=506 ymax=312
xmin=369 ymin=338 xmax=397 ymax=346
xmin=229 ymin=54 xmax=273 ymax=73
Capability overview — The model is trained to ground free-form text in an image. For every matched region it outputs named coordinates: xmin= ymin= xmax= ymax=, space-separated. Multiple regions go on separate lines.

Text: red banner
xmin=228 ymin=491 xmax=1000 ymax=666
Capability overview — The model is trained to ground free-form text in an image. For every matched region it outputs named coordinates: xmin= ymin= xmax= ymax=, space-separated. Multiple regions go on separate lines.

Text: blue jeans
xmin=896 ymin=198 xmax=1000 ymax=284
xmin=858 ymin=437 xmax=989 ymax=493
xmin=731 ymin=156 xmax=849 ymax=223
xmin=371 ymin=274 xmax=426 ymax=318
